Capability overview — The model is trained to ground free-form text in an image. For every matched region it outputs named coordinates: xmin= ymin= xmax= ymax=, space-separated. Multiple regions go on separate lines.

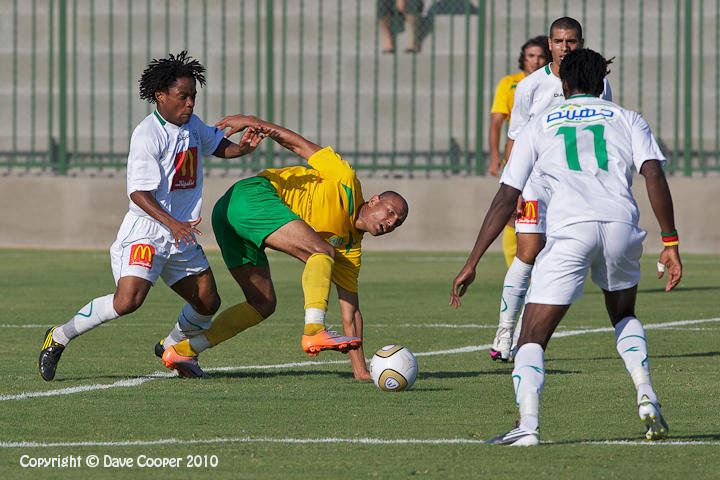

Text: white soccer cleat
xmin=489 ymin=327 xmax=513 ymax=362
xmin=638 ymin=396 xmax=669 ymax=440
xmin=486 ymin=422 xmax=539 ymax=446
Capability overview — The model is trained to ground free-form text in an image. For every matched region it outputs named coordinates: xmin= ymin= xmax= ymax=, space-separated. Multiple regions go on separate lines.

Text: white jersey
xmin=500 ymin=95 xmax=666 ymax=234
xmin=126 ymin=111 xmax=225 ymax=223
xmin=508 ymin=63 xmax=612 ymax=140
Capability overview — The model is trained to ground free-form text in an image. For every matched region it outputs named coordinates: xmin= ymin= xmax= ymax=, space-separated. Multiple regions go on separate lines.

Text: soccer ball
xmin=369 ymin=345 xmax=418 ymax=391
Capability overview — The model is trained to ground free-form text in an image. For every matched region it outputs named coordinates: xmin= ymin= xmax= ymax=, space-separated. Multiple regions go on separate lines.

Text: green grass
xmin=1 ymin=249 xmax=719 ymax=479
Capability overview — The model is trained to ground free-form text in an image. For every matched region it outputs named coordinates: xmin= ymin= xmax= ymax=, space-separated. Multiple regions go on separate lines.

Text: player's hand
xmin=515 ymin=195 xmax=525 ymax=218
xmin=214 ymin=114 xmax=262 ymax=138
xmin=235 ymin=126 xmax=266 ymax=155
xmin=657 ymin=246 xmax=682 ymax=291
xmin=488 ymin=153 xmax=502 ymax=178
xmin=449 ymin=265 xmax=476 ymax=309
xmin=169 ymin=217 xmax=202 ymax=248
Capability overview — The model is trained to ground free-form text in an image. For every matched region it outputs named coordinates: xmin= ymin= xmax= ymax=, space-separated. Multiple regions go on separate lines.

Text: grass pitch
xmin=1 ymin=249 xmax=719 ymax=479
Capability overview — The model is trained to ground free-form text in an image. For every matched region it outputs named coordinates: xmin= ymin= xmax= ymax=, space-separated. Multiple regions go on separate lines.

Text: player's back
xmin=515 ymin=95 xmax=664 ymax=234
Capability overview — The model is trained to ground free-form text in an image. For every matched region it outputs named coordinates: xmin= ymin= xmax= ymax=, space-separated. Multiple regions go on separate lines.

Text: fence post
xmin=58 ymin=0 xmax=68 ymax=174
xmin=683 ymin=0 xmax=692 ymax=176
xmin=474 ymin=0 xmax=486 ymax=175
xmin=265 ymin=0 xmax=275 ymax=169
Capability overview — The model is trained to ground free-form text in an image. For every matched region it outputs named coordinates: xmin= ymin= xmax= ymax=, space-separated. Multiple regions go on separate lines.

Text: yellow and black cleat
xmin=38 ymin=327 xmax=66 ymax=381
xmin=154 ymin=338 xmax=165 ymax=359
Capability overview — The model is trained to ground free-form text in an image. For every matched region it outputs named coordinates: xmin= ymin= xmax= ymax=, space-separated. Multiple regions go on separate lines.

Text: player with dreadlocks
xmin=38 ymin=51 xmax=263 ymax=380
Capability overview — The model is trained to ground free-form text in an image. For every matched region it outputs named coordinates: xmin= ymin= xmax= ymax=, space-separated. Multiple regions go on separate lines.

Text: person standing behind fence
xmin=488 ymin=36 xmax=551 ymax=268
xmin=38 ymin=51 xmax=263 ymax=381
xmin=378 ymin=0 xmax=424 ymax=53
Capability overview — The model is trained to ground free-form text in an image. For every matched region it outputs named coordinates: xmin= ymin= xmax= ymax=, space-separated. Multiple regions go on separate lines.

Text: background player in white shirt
xmin=450 ymin=49 xmax=682 ymax=445
xmin=39 ymin=51 xmax=262 ymax=381
xmin=490 ymin=17 xmax=613 ymax=362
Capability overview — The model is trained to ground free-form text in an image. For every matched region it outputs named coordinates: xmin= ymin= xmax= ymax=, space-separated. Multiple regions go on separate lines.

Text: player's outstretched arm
xmin=212 ymin=114 xmax=265 ymax=158
xmin=215 ymin=115 xmax=321 ymax=160
xmin=640 ymin=160 xmax=682 ymax=291
xmin=450 ymin=184 xmax=521 ymax=308
xmin=337 ymin=286 xmax=371 ymax=380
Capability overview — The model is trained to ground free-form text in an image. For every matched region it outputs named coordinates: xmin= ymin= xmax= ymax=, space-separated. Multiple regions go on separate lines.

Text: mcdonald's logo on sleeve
xmin=129 ymin=244 xmax=155 ymax=268
xmin=516 ymin=200 xmax=539 ymax=225
xmin=171 ymin=146 xmax=198 ymax=190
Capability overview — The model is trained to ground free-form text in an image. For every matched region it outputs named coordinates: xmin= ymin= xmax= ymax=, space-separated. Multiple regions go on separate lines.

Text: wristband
xmin=661 ymin=230 xmax=678 ymax=246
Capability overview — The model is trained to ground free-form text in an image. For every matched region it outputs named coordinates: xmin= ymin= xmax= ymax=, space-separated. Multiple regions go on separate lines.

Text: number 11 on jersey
xmin=556 ymin=125 xmax=609 ymax=171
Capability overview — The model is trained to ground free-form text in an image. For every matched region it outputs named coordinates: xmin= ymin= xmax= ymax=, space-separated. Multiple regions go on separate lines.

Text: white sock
xmin=52 ymin=294 xmax=119 ymax=345
xmin=163 ymin=303 xmax=213 ymax=348
xmin=304 ymin=307 xmax=325 ymax=326
xmin=512 ymin=343 xmax=545 ymax=431
xmin=189 ymin=335 xmax=212 ymax=354
xmin=614 ymin=316 xmax=658 ymax=405
xmin=499 ymin=258 xmax=533 ymax=329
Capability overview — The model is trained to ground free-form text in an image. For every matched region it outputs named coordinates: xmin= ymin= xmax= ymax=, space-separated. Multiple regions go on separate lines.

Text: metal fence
xmin=1 ymin=0 xmax=718 ymax=176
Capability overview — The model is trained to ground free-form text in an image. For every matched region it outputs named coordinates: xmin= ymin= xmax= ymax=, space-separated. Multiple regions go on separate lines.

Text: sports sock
xmin=501 ymin=225 xmax=517 ymax=268
xmin=52 ymin=294 xmax=119 ymax=345
xmin=614 ymin=316 xmax=658 ymax=405
xmin=173 ymin=302 xmax=265 ymax=357
xmin=301 ymin=253 xmax=334 ymax=335
xmin=498 ymin=257 xmax=533 ymax=330
xmin=512 ymin=343 xmax=545 ymax=432
xmin=162 ymin=303 xmax=214 ymax=348
xmin=303 ymin=308 xmax=326 ymax=335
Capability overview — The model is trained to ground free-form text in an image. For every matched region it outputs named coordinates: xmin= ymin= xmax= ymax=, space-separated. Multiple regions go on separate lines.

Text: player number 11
xmin=556 ymin=125 xmax=609 ymax=171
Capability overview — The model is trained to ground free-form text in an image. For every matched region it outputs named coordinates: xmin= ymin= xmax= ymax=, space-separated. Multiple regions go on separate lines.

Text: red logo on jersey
xmin=516 ymin=200 xmax=538 ymax=225
xmin=171 ymin=146 xmax=198 ymax=190
xmin=129 ymin=244 xmax=155 ymax=269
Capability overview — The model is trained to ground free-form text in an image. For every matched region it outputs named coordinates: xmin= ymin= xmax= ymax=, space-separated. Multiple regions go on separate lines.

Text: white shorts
xmin=110 ymin=212 xmax=210 ymax=287
xmin=515 ymin=179 xmax=547 ymax=235
xmin=526 ymin=221 xmax=646 ymax=305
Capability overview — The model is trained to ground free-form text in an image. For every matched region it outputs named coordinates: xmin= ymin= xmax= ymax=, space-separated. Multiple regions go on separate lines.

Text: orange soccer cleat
xmin=301 ymin=328 xmax=362 ymax=357
xmin=161 ymin=345 xmax=210 ymax=379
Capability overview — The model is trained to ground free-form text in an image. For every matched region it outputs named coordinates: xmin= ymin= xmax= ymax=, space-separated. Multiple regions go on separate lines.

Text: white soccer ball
xmin=369 ymin=345 xmax=418 ymax=391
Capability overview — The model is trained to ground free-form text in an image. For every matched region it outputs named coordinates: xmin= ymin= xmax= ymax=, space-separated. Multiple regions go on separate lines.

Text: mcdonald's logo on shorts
xmin=516 ymin=200 xmax=538 ymax=225
xmin=171 ymin=146 xmax=198 ymax=190
xmin=129 ymin=244 xmax=155 ymax=268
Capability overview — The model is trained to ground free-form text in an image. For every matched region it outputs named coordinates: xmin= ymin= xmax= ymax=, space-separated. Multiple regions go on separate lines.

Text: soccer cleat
xmin=38 ymin=327 xmax=66 ymax=381
xmin=638 ymin=396 xmax=669 ymax=440
xmin=301 ymin=328 xmax=362 ymax=357
xmin=489 ymin=327 xmax=513 ymax=362
xmin=161 ymin=345 xmax=210 ymax=379
xmin=154 ymin=339 xmax=165 ymax=359
xmin=486 ymin=422 xmax=540 ymax=446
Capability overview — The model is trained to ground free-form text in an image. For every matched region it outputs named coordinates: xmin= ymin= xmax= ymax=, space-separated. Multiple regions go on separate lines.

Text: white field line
xmin=1 ymin=437 xmax=719 ymax=448
xmin=3 ymin=318 xmax=718 ymax=404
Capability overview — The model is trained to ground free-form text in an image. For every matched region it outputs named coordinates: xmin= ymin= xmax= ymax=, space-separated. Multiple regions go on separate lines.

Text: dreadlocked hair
xmin=138 ymin=50 xmax=206 ymax=103
xmin=559 ymin=48 xmax=613 ymax=97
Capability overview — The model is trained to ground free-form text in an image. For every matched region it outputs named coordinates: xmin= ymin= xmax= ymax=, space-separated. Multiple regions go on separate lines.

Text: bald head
xmin=356 ymin=190 xmax=409 ymax=236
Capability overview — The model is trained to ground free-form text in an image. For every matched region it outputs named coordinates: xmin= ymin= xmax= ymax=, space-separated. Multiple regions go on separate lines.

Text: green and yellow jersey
xmin=258 ymin=147 xmax=364 ymax=292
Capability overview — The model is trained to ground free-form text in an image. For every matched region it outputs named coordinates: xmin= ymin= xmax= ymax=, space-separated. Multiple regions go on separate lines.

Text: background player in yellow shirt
xmin=488 ymin=36 xmax=550 ymax=267
xmin=159 ymin=116 xmax=409 ymax=380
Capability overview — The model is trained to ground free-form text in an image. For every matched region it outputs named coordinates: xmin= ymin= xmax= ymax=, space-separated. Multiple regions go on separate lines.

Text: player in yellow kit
xmin=158 ymin=116 xmax=409 ymax=380
xmin=488 ymin=36 xmax=550 ymax=267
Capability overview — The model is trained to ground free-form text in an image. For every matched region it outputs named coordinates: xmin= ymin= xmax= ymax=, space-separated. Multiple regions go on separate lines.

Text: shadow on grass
xmin=583 ymin=351 xmax=720 ymax=362
xmin=549 ymin=432 xmax=720 ymax=444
